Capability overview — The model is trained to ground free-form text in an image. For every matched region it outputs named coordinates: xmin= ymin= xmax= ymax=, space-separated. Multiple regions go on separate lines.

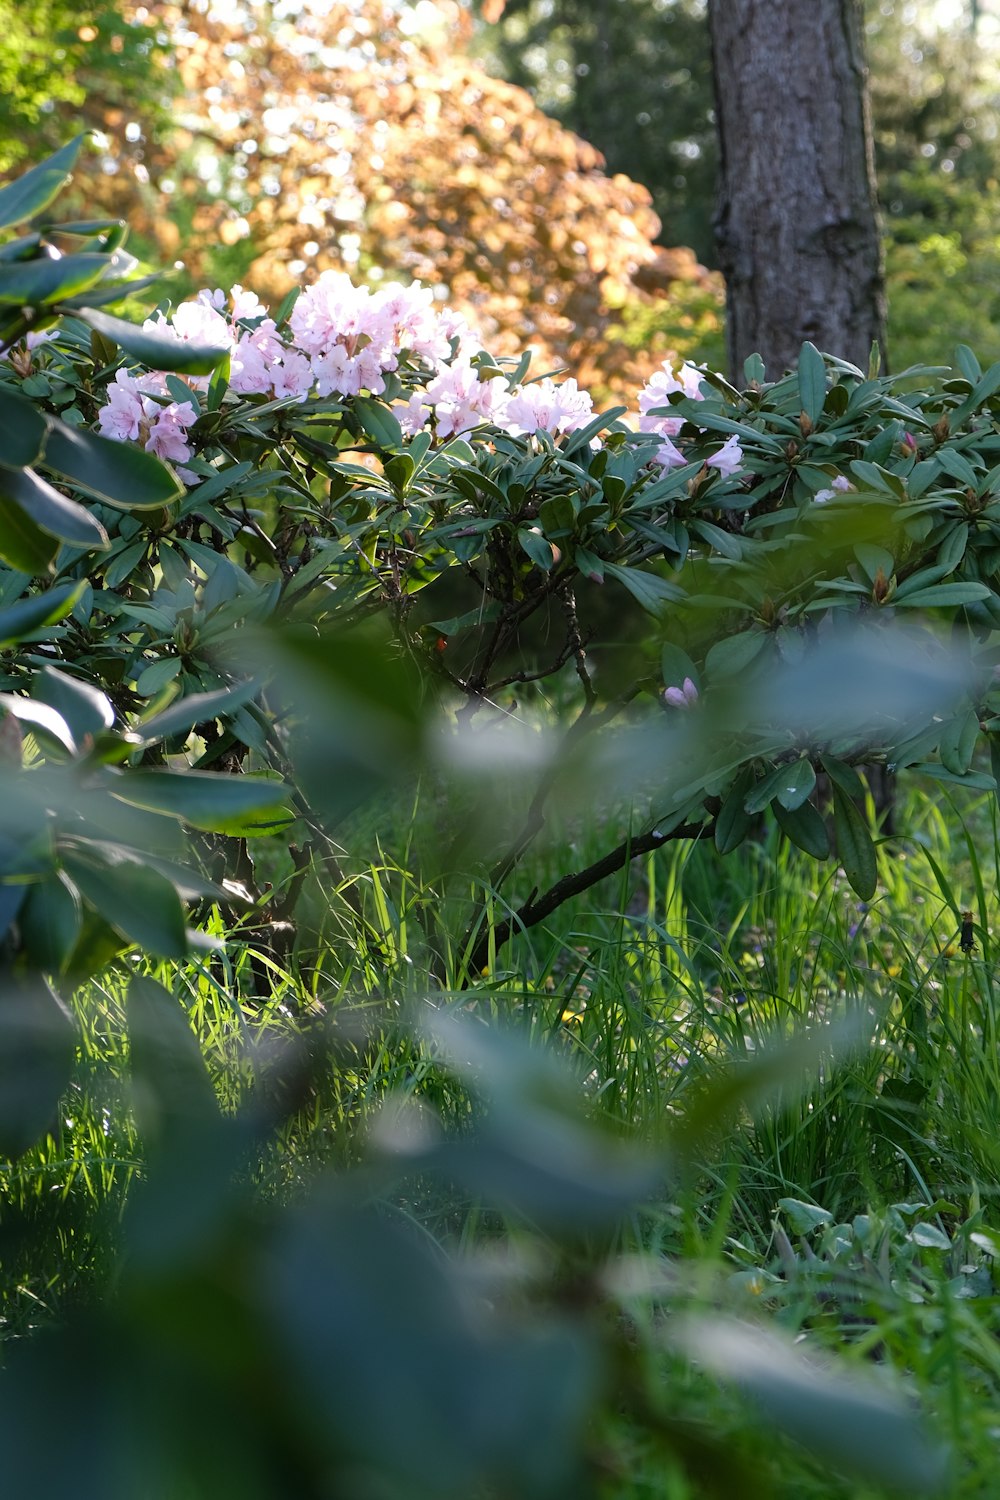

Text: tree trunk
xmin=708 ymin=0 xmax=886 ymax=380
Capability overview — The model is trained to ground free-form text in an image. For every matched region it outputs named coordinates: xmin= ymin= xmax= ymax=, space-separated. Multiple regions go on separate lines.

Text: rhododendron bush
xmin=6 ymin=137 xmax=1000 ymax=1016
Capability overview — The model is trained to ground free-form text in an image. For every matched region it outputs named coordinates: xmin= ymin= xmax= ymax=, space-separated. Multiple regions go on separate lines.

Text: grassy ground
xmin=3 ymin=772 xmax=1000 ymax=1495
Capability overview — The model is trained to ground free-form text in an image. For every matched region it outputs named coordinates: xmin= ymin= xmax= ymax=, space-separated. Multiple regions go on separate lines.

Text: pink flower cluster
xmin=90 ymin=274 xmax=743 ymax=484
xmin=637 ymin=360 xmax=744 ymax=477
xmin=288 ymin=271 xmax=466 ymax=397
xmin=396 ymin=365 xmax=595 ymax=441
xmin=98 ymin=370 xmax=199 ymax=481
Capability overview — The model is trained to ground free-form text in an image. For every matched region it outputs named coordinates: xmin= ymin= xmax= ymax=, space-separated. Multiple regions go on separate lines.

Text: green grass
xmin=5 ymin=771 xmax=1000 ymax=1493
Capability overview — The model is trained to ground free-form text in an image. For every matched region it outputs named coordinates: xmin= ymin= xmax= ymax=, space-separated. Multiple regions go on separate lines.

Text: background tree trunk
xmin=708 ymin=0 xmax=887 ymax=380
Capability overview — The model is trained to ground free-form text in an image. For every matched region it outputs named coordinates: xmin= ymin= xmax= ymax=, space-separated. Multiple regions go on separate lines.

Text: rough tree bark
xmin=708 ymin=0 xmax=887 ymax=380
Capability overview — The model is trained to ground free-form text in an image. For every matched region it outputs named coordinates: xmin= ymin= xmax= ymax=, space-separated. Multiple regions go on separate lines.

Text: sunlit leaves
xmin=0 ymin=134 xmax=88 ymax=231
xmin=77 ymin=307 xmax=230 ymax=376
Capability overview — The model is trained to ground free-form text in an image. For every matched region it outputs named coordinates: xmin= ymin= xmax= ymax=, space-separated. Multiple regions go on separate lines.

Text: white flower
xmin=502 ymin=376 xmax=594 ymax=437
xmin=709 ymin=435 xmax=744 ymax=477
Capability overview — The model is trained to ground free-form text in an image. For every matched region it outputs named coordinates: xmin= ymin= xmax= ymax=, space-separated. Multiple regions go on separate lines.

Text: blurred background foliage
xmin=0 ymin=0 xmax=724 ymax=402
xmin=5 ymin=1 xmax=1000 ymax=382
xmin=469 ymin=0 xmax=1000 ymax=372
xmin=7 ymin=0 xmax=994 ymax=383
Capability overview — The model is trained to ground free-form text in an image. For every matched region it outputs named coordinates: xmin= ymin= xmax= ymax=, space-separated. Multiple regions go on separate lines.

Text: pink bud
xmin=664 ymin=679 xmax=699 ymax=708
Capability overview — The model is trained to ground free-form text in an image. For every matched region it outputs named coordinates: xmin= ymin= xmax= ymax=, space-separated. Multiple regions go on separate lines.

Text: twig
xmin=462 ymin=816 xmax=715 ymax=980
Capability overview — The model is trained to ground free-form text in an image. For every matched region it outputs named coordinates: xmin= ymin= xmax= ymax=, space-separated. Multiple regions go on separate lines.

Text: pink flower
xmin=394 ymin=391 xmax=431 ymax=436
xmin=638 ymin=361 xmax=705 ymax=436
xmin=814 ymin=474 xmax=855 ymax=504
xmin=196 ymin=287 xmax=227 ymax=312
xmin=372 ymin=280 xmax=455 ymax=366
xmin=228 ymin=284 xmax=267 ymax=322
xmin=648 ymin=433 xmax=687 ymax=470
xmin=503 ymin=376 xmax=594 ymax=437
xmin=270 ymin=349 xmax=313 ymax=402
xmin=289 ymin=272 xmax=393 ymax=358
xmin=144 ymin=401 xmax=196 ymax=467
xmin=422 ymin=359 xmax=510 ymax=437
xmin=146 ymin=300 xmax=232 ymax=352
xmin=229 ymin=333 xmax=272 ymax=396
xmin=311 ymin=340 xmax=393 ymax=398
xmin=230 ymin=318 xmax=287 ymax=396
xmin=709 ymin=435 xmax=744 ymax=477
xmin=97 ymin=370 xmax=147 ymax=442
xmin=664 ymin=677 xmax=699 ymax=708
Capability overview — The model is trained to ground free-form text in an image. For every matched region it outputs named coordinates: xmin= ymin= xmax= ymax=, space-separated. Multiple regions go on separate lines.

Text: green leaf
xmin=0 ymin=693 xmax=75 ymax=753
xmin=137 ymin=681 xmax=260 ymax=743
xmin=853 ymin=542 xmax=894 ymax=584
xmin=108 ymin=769 xmax=288 ymax=832
xmin=0 ymin=138 xmax=88 ymax=232
xmin=893 ymin=581 xmax=991 ymax=608
xmin=135 ymin=657 xmax=182 ymax=698
xmin=744 ymin=352 xmax=766 ymax=384
xmin=832 ymin=784 xmax=877 ymax=900
xmin=517 ymin=528 xmax=555 ymax=571
xmin=0 ymin=498 xmax=58 ymax=573
xmin=127 ymin=975 xmax=219 ymax=1145
xmin=425 ymin=604 xmax=500 ymax=638
xmin=938 ymin=707 xmax=980 ymax=777
xmin=0 ymin=389 xmax=47 ymax=469
xmin=0 ymin=253 xmax=110 ymax=307
xmin=18 ymin=873 xmax=81 ymax=976
xmin=743 ymin=762 xmax=796 ymax=816
xmin=774 ymin=757 xmax=817 ymax=811
xmin=969 ymin=359 xmax=1000 ymax=410
xmin=773 ymin=798 xmax=829 ymax=860
xmin=602 ymin=559 xmax=684 ymax=615
xmin=955 ymin=343 xmax=982 ymax=384
xmin=848 ymin=459 xmax=898 ymax=495
xmin=689 ymin=517 xmax=743 ymax=559
xmin=908 ymin=1221 xmax=951 ymax=1250
xmin=0 ymin=973 xmax=76 ymax=1158
xmin=0 ymin=581 xmax=84 ymax=646
xmin=0 ymin=465 xmax=107 ymax=549
xmin=42 ymin=419 xmax=184 ymax=509
xmin=715 ymin=767 xmax=755 ymax=854
xmin=33 ymin=666 xmax=113 ymax=742
xmin=936 ymin=448 xmax=979 ymax=488
xmin=538 ymin=494 xmax=577 ymax=537
xmin=573 ymin=544 xmax=605 ymax=583
xmin=797 ymin=342 xmax=826 ymax=424
xmin=705 ymin=629 xmax=766 ymax=680
xmin=353 ymin=395 xmax=403 ymax=449
xmin=676 ymin=1317 xmax=948 ymax=1494
xmin=61 ymin=848 xmax=188 ymax=958
xmin=76 ymin=308 xmax=230 ymax=375
xmin=821 ymin=755 xmax=864 ymax=800
xmin=58 ymin=271 xmax=162 ymax=311
xmin=660 ymin=642 xmax=699 ymax=692
xmin=779 ymin=1198 xmax=833 ymax=1234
